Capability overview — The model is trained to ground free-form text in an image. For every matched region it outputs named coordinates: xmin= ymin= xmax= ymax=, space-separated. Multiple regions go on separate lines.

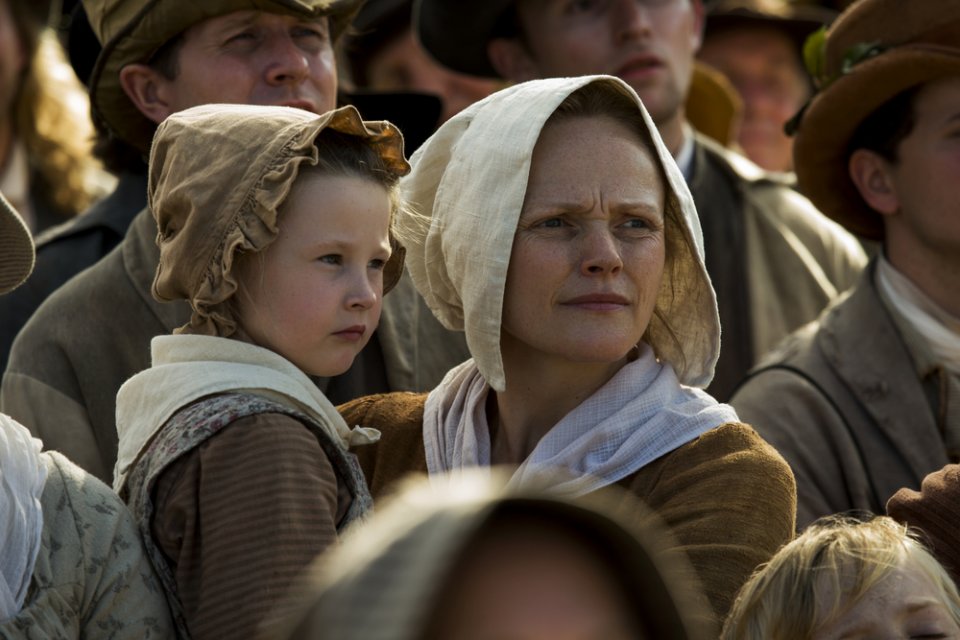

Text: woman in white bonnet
xmin=341 ymin=75 xmax=796 ymax=629
xmin=0 ymin=190 xmax=173 ymax=637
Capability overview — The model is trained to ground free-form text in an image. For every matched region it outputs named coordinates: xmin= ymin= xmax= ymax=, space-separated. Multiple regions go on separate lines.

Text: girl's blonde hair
xmin=9 ymin=3 xmax=110 ymax=220
xmin=722 ymin=515 xmax=960 ymax=640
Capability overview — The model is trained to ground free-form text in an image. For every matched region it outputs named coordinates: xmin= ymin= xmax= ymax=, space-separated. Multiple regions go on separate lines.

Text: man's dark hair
xmin=146 ymin=31 xmax=185 ymax=80
xmin=847 ymin=86 xmax=920 ymax=163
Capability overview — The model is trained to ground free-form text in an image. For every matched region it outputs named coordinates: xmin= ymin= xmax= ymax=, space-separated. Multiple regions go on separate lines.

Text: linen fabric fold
xmin=114 ymin=334 xmax=380 ymax=493
xmin=149 ymin=103 xmax=409 ymax=337
xmin=0 ymin=414 xmax=48 ymax=621
xmin=424 ymin=345 xmax=739 ymax=496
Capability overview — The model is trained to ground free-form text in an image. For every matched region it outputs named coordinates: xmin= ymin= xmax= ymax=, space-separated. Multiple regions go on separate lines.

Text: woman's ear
xmin=848 ymin=148 xmax=900 ymax=218
xmin=119 ymin=63 xmax=176 ymax=125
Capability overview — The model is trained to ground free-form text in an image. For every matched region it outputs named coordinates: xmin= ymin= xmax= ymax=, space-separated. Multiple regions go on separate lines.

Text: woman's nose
xmin=580 ymin=228 xmax=624 ymax=275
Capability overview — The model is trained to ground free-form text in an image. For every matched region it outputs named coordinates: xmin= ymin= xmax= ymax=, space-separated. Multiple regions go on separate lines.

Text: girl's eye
xmin=368 ymin=258 xmax=387 ymax=271
xmin=318 ymin=254 xmax=341 ymax=265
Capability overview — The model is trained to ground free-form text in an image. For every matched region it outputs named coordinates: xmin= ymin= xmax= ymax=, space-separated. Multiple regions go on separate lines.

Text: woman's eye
xmin=536 ymin=217 xmax=567 ymax=229
xmin=622 ymin=217 xmax=652 ymax=230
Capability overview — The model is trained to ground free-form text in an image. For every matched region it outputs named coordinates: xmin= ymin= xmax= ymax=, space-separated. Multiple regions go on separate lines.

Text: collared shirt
xmin=675 ymin=124 xmax=696 ymax=182
xmin=876 ymin=256 xmax=960 ymax=461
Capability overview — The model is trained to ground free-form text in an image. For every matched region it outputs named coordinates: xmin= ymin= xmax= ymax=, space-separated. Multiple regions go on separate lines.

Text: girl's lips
xmin=332 ymin=325 xmax=366 ymax=341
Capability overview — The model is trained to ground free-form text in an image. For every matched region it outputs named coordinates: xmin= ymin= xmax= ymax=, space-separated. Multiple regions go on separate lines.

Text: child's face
xmin=234 ymin=172 xmax=393 ymax=376
xmin=812 ymin=559 xmax=960 ymax=640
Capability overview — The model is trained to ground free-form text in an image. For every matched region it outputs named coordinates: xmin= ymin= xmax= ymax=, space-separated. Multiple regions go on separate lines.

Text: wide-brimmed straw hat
xmin=791 ymin=0 xmax=960 ymax=240
xmin=82 ymin=0 xmax=363 ymax=154
xmin=0 ymin=192 xmax=35 ymax=295
xmin=705 ymin=0 xmax=836 ymax=50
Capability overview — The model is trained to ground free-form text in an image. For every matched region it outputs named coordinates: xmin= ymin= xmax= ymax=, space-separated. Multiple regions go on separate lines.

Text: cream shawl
xmin=114 ymin=334 xmax=379 ymax=493
xmin=0 ymin=414 xmax=47 ymax=621
xmin=424 ymin=347 xmax=738 ymax=496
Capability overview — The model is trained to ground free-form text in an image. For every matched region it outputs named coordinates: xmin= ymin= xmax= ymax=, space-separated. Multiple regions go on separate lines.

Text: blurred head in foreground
xmin=270 ymin=471 xmax=710 ymax=640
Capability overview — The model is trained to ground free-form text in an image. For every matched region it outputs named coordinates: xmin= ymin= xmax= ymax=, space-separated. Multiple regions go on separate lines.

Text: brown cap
xmin=413 ymin=0 xmax=512 ymax=78
xmin=82 ymin=0 xmax=363 ymax=153
xmin=149 ymin=103 xmax=408 ymax=337
xmin=887 ymin=464 xmax=960 ymax=587
xmin=791 ymin=0 xmax=960 ymax=240
xmin=0 ymin=191 xmax=35 ymax=295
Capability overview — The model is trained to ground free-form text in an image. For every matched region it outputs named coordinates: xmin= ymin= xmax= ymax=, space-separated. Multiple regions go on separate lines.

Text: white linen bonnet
xmin=399 ymin=76 xmax=720 ymax=391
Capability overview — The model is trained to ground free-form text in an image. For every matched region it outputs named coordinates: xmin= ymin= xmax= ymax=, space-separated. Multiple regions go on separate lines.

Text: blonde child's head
xmin=722 ymin=515 xmax=960 ymax=640
xmin=149 ymin=104 xmax=409 ymax=374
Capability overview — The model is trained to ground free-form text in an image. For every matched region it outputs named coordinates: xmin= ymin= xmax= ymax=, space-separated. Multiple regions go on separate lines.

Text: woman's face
xmin=500 ymin=115 xmax=666 ymax=369
xmin=812 ymin=560 xmax=960 ymax=640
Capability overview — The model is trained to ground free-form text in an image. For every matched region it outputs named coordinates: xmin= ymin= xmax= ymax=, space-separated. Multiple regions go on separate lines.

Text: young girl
xmin=722 ymin=516 xmax=960 ymax=639
xmin=113 ymin=103 xmax=409 ymax=640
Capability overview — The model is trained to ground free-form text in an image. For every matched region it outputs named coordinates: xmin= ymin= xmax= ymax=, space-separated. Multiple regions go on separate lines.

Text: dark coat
xmin=689 ymin=136 xmax=866 ymax=400
xmin=0 ymin=170 xmax=148 ymax=372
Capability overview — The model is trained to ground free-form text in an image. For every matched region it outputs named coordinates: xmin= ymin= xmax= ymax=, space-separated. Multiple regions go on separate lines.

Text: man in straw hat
xmin=698 ymin=0 xmax=836 ymax=172
xmin=0 ymin=0 xmax=468 ymax=482
xmin=732 ymin=0 xmax=960 ymax=528
xmin=413 ymin=0 xmax=866 ymax=401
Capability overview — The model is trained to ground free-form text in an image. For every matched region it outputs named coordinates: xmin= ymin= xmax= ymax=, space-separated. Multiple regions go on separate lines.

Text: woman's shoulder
xmin=338 ymin=391 xmax=428 ymax=432
xmin=339 ymin=392 xmax=429 ymax=500
xmin=623 ymin=422 xmax=796 ymax=499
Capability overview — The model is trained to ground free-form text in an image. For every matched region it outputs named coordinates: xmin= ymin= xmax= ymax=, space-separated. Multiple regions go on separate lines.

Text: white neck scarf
xmin=423 ymin=345 xmax=739 ymax=496
xmin=114 ymin=334 xmax=380 ymax=493
xmin=0 ymin=414 xmax=48 ymax=621
xmin=876 ymin=256 xmax=960 ymax=374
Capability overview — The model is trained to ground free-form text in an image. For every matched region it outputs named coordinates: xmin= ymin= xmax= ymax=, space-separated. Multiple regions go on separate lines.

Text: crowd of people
xmin=0 ymin=0 xmax=958 ymax=638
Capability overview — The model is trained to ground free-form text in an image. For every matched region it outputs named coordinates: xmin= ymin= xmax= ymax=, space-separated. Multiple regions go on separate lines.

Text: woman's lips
xmin=561 ymin=294 xmax=630 ymax=311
